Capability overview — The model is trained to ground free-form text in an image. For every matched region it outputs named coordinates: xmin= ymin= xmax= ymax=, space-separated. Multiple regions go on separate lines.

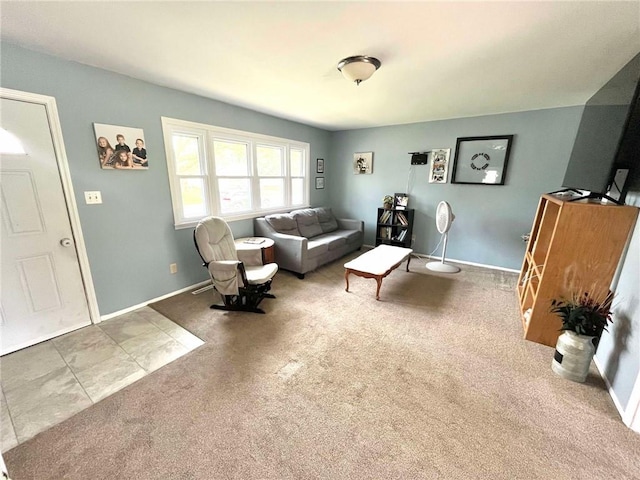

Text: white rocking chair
xmin=194 ymin=217 xmax=278 ymax=314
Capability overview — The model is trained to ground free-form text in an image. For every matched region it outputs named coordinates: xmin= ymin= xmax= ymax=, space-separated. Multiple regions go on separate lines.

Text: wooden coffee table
xmin=344 ymin=245 xmax=413 ymax=300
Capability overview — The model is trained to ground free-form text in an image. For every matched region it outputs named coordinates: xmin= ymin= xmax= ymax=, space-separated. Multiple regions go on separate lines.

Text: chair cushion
xmin=236 ymin=248 xmax=262 ymax=267
xmin=291 ymin=208 xmax=323 ymax=238
xmin=265 ymin=213 xmax=300 ymax=236
xmin=245 ymin=263 xmax=278 ymax=285
xmin=315 ymin=207 xmax=338 ymax=233
xmin=194 ymin=217 xmax=238 ymax=263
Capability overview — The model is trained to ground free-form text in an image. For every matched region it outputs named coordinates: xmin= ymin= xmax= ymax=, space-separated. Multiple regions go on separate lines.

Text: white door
xmin=1 ymin=97 xmax=91 ymax=354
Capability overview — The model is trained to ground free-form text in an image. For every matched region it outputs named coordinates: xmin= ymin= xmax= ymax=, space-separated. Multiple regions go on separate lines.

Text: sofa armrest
xmin=336 ymin=218 xmax=364 ymax=232
xmin=254 ymin=218 xmax=308 ymax=272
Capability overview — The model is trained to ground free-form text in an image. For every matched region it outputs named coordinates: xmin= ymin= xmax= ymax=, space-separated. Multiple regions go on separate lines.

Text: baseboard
xmin=415 ymin=254 xmax=519 ymax=274
xmin=630 ymin=402 xmax=640 ymax=433
xmin=593 ymin=356 xmax=628 ymax=425
xmin=362 ymin=244 xmax=520 ymax=273
xmin=99 ymin=280 xmax=210 ymax=321
xmin=417 ymin=254 xmax=520 ymax=273
xmin=625 ymin=376 xmax=640 ymax=433
xmin=1 ymin=451 xmax=7 ymax=478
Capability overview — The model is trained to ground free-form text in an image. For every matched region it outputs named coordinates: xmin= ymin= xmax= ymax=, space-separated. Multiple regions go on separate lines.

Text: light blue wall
xmin=329 ymin=108 xmax=584 ymax=270
xmin=1 ymin=42 xmax=331 ymax=315
xmin=596 ymin=189 xmax=640 ymax=411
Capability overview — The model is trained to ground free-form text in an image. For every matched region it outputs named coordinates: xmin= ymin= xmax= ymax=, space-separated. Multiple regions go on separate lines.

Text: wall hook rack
xmin=409 ymin=152 xmax=429 ymax=165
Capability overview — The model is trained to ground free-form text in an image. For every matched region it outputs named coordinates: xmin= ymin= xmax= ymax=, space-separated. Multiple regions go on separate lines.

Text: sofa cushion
xmin=342 ymin=230 xmax=362 ymax=245
xmin=315 ymin=207 xmax=338 ymax=233
xmin=317 ymin=232 xmax=347 ymax=251
xmin=265 ymin=214 xmax=300 ymax=236
xmin=291 ymin=209 xmax=323 ymax=238
xmin=306 ymin=238 xmax=329 ymax=258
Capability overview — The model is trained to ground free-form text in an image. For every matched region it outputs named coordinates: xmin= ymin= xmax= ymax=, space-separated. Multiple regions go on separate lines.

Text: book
xmin=379 ymin=210 xmax=392 ymax=224
xmin=243 ymin=238 xmax=265 ymax=244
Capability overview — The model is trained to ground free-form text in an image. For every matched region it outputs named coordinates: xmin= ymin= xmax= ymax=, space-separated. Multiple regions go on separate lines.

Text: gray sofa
xmin=254 ymin=207 xmax=364 ymax=278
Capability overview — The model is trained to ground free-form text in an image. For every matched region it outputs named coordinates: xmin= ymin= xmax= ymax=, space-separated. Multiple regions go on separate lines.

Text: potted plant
xmin=550 ymin=291 xmax=613 ymax=382
xmin=382 ymin=195 xmax=394 ymax=209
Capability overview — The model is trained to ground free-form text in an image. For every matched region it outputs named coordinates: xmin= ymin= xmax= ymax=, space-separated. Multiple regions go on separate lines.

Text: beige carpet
xmin=5 ymin=252 xmax=640 ymax=479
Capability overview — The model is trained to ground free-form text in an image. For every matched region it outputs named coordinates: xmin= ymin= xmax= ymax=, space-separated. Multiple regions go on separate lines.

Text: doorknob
xmin=60 ymin=238 xmax=73 ymax=247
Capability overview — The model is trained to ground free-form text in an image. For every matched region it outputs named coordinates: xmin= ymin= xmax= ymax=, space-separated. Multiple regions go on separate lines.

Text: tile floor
xmin=0 ymin=307 xmax=203 ymax=453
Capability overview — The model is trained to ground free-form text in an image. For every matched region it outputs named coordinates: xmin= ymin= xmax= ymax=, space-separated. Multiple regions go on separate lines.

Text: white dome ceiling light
xmin=337 ymin=55 xmax=381 ymax=85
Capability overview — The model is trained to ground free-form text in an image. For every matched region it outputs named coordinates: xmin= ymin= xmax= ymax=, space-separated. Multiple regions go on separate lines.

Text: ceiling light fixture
xmin=337 ymin=55 xmax=381 ymax=86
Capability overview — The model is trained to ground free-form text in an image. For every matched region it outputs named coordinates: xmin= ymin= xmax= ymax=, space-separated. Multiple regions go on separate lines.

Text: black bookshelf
xmin=375 ymin=208 xmax=414 ymax=248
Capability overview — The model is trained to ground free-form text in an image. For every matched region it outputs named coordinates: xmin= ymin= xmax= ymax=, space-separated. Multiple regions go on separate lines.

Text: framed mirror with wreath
xmin=451 ymin=135 xmax=513 ymax=185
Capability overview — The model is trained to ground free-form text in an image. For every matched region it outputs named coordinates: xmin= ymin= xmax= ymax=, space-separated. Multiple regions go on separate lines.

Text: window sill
xmin=174 ymin=205 xmax=311 ymax=230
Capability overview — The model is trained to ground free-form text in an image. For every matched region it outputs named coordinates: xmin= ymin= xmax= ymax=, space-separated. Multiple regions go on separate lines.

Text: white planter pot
xmin=551 ymin=331 xmax=596 ymax=383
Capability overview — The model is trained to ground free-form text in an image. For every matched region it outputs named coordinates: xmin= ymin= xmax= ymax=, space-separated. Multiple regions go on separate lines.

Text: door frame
xmin=1 ymin=87 xmax=100 ymax=325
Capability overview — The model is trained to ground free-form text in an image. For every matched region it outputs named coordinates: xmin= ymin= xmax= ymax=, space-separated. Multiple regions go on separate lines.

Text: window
xmin=290 ymin=148 xmax=305 ymax=205
xmin=171 ymin=131 xmax=208 ymax=220
xmin=214 ymin=139 xmax=252 ymax=214
xmin=162 ymin=117 xmax=310 ymax=227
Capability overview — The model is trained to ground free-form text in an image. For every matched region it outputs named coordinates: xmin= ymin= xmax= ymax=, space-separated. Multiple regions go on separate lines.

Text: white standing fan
xmin=426 ymin=201 xmax=461 ymax=273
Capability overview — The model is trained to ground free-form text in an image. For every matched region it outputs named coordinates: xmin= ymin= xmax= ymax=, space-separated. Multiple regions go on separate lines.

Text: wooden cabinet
xmin=517 ymin=194 xmax=638 ymax=347
xmin=375 ymin=208 xmax=414 ymax=248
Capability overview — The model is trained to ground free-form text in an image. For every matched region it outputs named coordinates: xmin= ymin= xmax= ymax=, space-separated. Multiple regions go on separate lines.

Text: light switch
xmin=84 ymin=191 xmax=102 ymax=204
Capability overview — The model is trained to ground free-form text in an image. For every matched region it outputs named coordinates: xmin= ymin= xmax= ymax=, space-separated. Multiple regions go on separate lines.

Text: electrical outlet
xmin=84 ymin=191 xmax=102 ymax=204
xmin=170 ymin=263 xmax=178 ymax=274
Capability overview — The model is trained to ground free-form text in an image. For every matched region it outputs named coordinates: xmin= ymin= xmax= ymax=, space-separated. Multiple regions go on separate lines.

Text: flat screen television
xmin=561 ymin=52 xmax=640 ymax=203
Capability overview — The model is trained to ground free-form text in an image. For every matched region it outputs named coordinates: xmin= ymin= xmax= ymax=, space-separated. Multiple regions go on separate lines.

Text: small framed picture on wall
xmin=353 ymin=152 xmax=373 ymax=174
xmin=394 ymin=193 xmax=409 ymax=210
xmin=315 ymin=177 xmax=325 ymax=189
xmin=316 ymin=158 xmax=324 ymax=174
xmin=429 ymin=148 xmax=450 ymax=183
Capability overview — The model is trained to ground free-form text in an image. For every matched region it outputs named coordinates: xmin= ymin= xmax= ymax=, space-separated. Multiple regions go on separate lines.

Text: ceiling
xmin=2 ymin=1 xmax=639 ymax=131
